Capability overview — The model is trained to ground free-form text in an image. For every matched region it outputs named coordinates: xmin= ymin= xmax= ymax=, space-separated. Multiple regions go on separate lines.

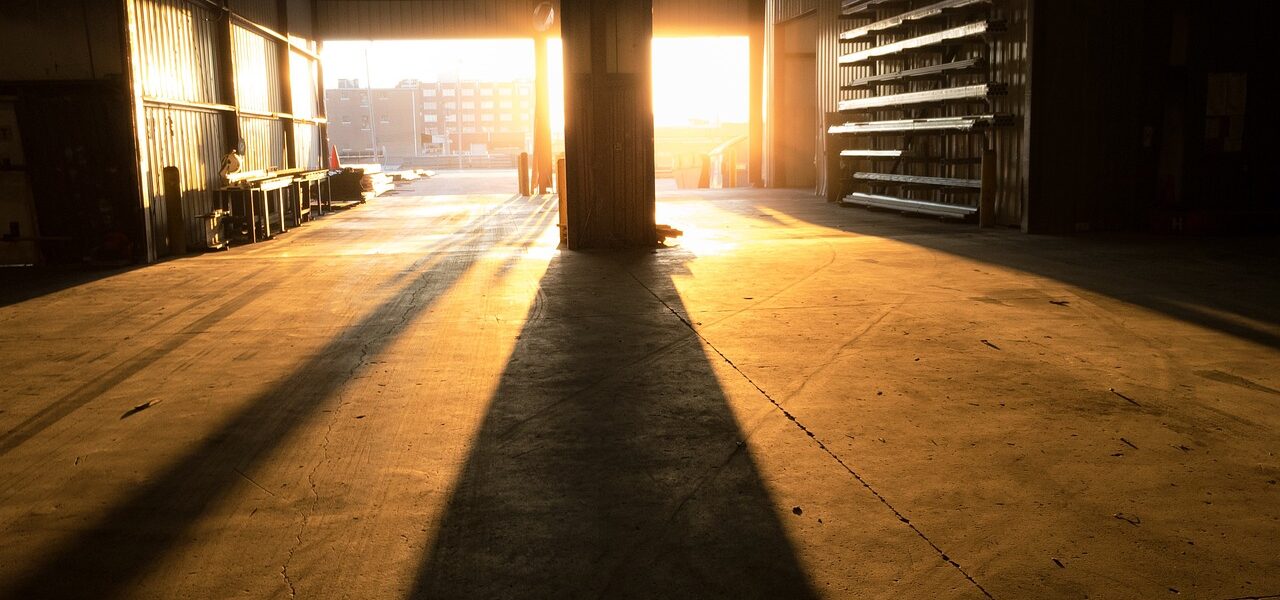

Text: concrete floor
xmin=1 ymin=172 xmax=1277 ymax=599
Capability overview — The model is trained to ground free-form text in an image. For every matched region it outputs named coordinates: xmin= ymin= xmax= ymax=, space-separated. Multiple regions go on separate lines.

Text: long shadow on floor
xmin=0 ymin=195 xmax=553 ymax=599
xmin=412 ymin=249 xmax=817 ymax=599
xmin=764 ymin=198 xmax=1280 ymax=350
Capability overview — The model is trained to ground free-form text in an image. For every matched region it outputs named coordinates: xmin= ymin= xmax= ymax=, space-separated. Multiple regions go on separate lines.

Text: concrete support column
xmin=748 ymin=0 xmax=766 ymax=188
xmin=532 ymin=35 xmax=554 ymax=194
xmin=560 ymin=0 xmax=656 ymax=249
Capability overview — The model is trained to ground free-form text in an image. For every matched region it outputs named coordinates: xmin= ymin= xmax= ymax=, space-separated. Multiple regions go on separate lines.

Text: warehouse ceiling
xmin=315 ymin=0 xmax=753 ymax=39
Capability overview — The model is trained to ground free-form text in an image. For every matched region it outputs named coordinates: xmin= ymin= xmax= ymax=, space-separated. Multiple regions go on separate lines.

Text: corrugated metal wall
xmin=771 ymin=0 xmax=816 ymax=23
xmin=294 ymin=122 xmax=322 ymax=170
xmin=990 ymin=1 xmax=1028 ymax=227
xmin=232 ymin=23 xmax=285 ymax=114
xmin=230 ymin=0 xmax=281 ymax=31
xmin=133 ymin=0 xmax=221 ymax=104
xmin=240 ymin=115 xmax=288 ymax=171
xmin=143 ymin=105 xmax=225 ymax=244
xmin=127 ymin=0 xmax=325 ymax=260
xmin=814 ymin=0 xmax=839 ymax=197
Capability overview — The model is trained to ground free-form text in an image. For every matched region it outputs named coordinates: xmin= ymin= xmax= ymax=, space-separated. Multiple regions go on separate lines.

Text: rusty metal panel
xmin=294 ymin=122 xmax=322 ymax=169
xmin=132 ymin=0 xmax=221 ymax=104
xmin=230 ymin=0 xmax=281 ymax=31
xmin=142 ymin=105 xmax=224 ymax=250
xmin=239 ymin=115 xmax=287 ymax=171
xmin=232 ymin=23 xmax=284 ymax=114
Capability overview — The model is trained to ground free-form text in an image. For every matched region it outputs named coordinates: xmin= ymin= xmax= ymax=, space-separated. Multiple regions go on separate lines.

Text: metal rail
xmin=841 ymin=0 xmax=990 ymax=41
xmin=838 ymin=21 xmax=998 ymax=65
xmin=842 ymin=0 xmax=909 ymax=17
xmin=854 ymin=171 xmax=981 ymax=188
xmin=841 ymin=58 xmax=985 ymax=90
xmin=841 ymin=149 xmax=904 ymax=158
xmin=829 ymin=114 xmax=1010 ymax=135
xmin=842 ymin=192 xmax=978 ymax=217
xmin=838 ymin=83 xmax=1004 ymax=111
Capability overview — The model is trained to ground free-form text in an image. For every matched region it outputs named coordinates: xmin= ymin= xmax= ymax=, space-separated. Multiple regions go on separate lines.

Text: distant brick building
xmin=325 ymin=78 xmax=533 ymax=162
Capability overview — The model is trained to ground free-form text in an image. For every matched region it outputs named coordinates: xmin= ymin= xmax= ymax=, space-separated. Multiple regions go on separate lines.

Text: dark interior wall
xmin=0 ymin=1 xmax=140 ymax=263
xmin=0 ymin=82 xmax=143 ymax=263
xmin=1026 ymin=0 xmax=1268 ymax=234
xmin=0 ymin=0 xmax=126 ymax=81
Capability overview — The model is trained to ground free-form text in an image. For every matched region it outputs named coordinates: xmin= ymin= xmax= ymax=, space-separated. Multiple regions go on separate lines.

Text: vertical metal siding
xmin=230 ymin=0 xmax=281 ymax=31
xmin=294 ymin=122 xmax=322 ymax=169
xmin=771 ymin=0 xmax=817 ymax=23
xmin=232 ymin=24 xmax=284 ymax=114
xmin=814 ymin=0 xmax=840 ymax=196
xmin=133 ymin=0 xmax=221 ymax=104
xmin=143 ymin=105 xmax=224 ymax=246
xmin=239 ymin=115 xmax=287 ymax=171
xmin=990 ymin=0 xmax=1029 ymax=226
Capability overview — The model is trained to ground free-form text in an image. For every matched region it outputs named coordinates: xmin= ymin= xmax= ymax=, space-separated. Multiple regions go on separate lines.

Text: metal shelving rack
xmin=829 ymin=0 xmax=1011 ymax=221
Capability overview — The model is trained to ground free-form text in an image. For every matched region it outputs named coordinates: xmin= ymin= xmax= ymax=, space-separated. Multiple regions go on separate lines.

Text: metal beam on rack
xmin=842 ymin=192 xmax=978 ymax=217
xmin=838 ymin=21 xmax=999 ymax=65
xmin=838 ymin=83 xmax=1005 ymax=111
xmin=854 ymin=171 xmax=981 ymax=188
xmin=841 ymin=58 xmax=985 ymax=90
xmin=829 ymin=114 xmax=1011 ymax=135
xmin=840 ymin=0 xmax=990 ymax=41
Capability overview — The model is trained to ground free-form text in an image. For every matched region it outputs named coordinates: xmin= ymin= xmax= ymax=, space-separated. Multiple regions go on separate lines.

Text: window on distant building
xmin=424 ymin=102 xmax=437 ymax=110
xmin=481 ymin=88 xmax=494 ymax=96
xmin=424 ymin=114 xmax=438 ymax=123
xmin=462 ymin=88 xmax=475 ymax=96
xmin=445 ymin=101 xmax=456 ymax=109
xmin=462 ymin=101 xmax=475 ymax=109
xmin=424 ymin=89 xmax=436 ymax=97
xmin=379 ymin=115 xmax=390 ymax=124
xmin=481 ymin=114 xmax=495 ymax=121
xmin=341 ymin=116 xmax=351 ymax=125
xmin=499 ymin=88 xmax=513 ymax=96
xmin=500 ymin=101 xmax=513 ymax=109
xmin=360 ymin=115 xmax=369 ymax=129
xmin=519 ymin=87 xmax=531 ymax=96
xmin=481 ymin=101 xmax=495 ymax=109
xmin=463 ymin=126 xmax=476 ymax=133
xmin=443 ymin=89 xmax=455 ymax=96
xmin=500 ymin=114 xmax=513 ymax=122
xmin=462 ymin=114 xmax=475 ymax=122
xmin=445 ymin=114 xmax=457 ymax=122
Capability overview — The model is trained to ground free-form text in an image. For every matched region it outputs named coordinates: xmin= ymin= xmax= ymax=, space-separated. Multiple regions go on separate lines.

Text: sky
xmin=321 ymin=37 xmax=749 ymax=127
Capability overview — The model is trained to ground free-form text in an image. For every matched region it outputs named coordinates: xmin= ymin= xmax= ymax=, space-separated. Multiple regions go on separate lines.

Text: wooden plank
xmin=838 ymin=21 xmax=995 ymax=65
xmin=854 ymin=171 xmax=982 ymax=188
xmin=841 ymin=0 xmax=989 ymax=41
xmin=838 ymin=83 xmax=1004 ymax=111
xmin=842 ymin=192 xmax=977 ymax=217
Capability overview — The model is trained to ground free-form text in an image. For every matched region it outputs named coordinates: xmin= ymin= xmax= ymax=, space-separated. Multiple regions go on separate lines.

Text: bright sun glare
xmin=321 ymin=37 xmax=749 ymax=130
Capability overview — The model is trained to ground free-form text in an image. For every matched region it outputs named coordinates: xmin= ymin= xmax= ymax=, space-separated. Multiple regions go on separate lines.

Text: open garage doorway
xmin=321 ymin=39 xmax=537 ymax=195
